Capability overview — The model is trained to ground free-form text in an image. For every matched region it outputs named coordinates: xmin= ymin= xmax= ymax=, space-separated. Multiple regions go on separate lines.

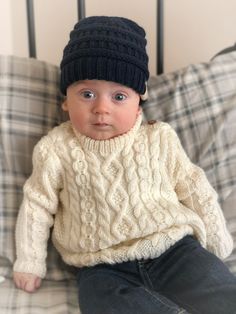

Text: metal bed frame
xmin=26 ymin=0 xmax=164 ymax=74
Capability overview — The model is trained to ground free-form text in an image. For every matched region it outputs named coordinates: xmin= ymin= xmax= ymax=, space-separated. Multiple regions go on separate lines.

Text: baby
xmin=13 ymin=16 xmax=236 ymax=314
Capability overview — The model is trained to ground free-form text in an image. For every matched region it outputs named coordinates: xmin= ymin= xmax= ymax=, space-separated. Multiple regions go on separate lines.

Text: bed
xmin=0 ymin=1 xmax=236 ymax=313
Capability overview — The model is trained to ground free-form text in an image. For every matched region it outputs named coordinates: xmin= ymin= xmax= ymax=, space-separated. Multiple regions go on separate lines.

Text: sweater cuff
xmin=207 ymin=233 xmax=234 ymax=260
xmin=13 ymin=259 xmax=46 ymax=278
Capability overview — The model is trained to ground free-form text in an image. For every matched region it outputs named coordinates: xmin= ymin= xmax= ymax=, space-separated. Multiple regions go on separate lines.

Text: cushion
xmin=0 ymin=55 xmax=73 ymax=281
xmin=143 ymin=51 xmax=236 ymax=273
xmin=212 ymin=43 xmax=236 ymax=59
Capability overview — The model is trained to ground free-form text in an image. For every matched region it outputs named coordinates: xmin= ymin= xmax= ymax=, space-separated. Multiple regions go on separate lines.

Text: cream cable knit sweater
xmin=13 ymin=116 xmax=233 ymax=278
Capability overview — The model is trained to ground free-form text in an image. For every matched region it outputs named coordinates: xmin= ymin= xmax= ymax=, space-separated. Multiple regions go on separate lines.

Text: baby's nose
xmin=93 ymin=98 xmax=111 ymax=114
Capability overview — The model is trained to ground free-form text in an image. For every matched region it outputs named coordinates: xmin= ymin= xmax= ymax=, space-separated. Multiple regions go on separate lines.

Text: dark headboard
xmin=26 ymin=0 xmax=164 ymax=74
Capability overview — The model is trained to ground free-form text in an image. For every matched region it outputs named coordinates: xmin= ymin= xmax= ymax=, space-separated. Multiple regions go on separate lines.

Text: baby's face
xmin=62 ymin=80 xmax=141 ymax=140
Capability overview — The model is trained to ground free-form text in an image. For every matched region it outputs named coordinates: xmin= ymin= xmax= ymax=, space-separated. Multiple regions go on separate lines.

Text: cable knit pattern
xmin=13 ymin=117 xmax=233 ymax=278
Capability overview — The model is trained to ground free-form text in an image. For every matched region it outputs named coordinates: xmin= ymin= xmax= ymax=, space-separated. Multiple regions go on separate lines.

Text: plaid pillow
xmin=0 ymin=55 xmax=73 ymax=280
xmin=143 ymin=51 xmax=236 ymax=273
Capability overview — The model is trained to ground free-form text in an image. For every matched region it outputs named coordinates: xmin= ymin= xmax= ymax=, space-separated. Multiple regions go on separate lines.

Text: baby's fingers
xmin=13 ymin=274 xmax=23 ymax=290
xmin=24 ymin=280 xmax=35 ymax=293
xmin=13 ymin=272 xmax=41 ymax=293
xmin=35 ymin=277 xmax=42 ymax=289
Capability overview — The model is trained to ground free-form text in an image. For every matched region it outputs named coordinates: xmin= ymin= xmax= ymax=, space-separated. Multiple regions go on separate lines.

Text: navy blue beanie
xmin=60 ymin=16 xmax=149 ymax=95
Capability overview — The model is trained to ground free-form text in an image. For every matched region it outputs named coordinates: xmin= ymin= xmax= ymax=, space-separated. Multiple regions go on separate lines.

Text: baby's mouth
xmin=93 ymin=122 xmax=111 ymax=128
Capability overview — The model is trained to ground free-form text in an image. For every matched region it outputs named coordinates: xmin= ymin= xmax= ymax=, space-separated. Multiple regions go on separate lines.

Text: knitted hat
xmin=60 ymin=16 xmax=149 ymax=96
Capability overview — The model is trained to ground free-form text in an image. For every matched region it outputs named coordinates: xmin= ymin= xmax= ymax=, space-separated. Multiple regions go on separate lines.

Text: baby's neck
xmin=72 ymin=115 xmax=143 ymax=155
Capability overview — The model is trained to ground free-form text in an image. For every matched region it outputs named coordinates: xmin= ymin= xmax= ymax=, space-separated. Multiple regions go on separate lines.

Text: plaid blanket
xmin=0 ymin=52 xmax=236 ymax=313
xmin=0 ymin=278 xmax=79 ymax=314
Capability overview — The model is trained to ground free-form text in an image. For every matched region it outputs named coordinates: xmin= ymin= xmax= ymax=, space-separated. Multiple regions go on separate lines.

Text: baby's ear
xmin=137 ymin=106 xmax=142 ymax=116
xmin=62 ymin=100 xmax=68 ymax=111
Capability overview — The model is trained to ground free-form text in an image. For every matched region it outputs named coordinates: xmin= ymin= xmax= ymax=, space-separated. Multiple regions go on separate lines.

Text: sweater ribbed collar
xmin=72 ymin=115 xmax=142 ymax=155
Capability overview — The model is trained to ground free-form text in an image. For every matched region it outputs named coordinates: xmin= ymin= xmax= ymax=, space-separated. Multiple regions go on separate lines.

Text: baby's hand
xmin=13 ymin=272 xmax=42 ymax=293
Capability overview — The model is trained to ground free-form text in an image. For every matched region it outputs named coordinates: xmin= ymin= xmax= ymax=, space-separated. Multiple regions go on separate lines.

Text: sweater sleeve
xmin=13 ymin=136 xmax=63 ymax=278
xmin=165 ymin=125 xmax=233 ymax=259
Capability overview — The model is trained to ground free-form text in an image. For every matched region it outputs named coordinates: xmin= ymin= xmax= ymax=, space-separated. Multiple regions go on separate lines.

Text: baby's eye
xmin=81 ymin=90 xmax=95 ymax=99
xmin=114 ymin=93 xmax=127 ymax=101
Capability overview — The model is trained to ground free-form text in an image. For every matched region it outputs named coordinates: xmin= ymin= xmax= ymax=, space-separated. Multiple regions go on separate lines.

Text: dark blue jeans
xmin=77 ymin=236 xmax=236 ymax=314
